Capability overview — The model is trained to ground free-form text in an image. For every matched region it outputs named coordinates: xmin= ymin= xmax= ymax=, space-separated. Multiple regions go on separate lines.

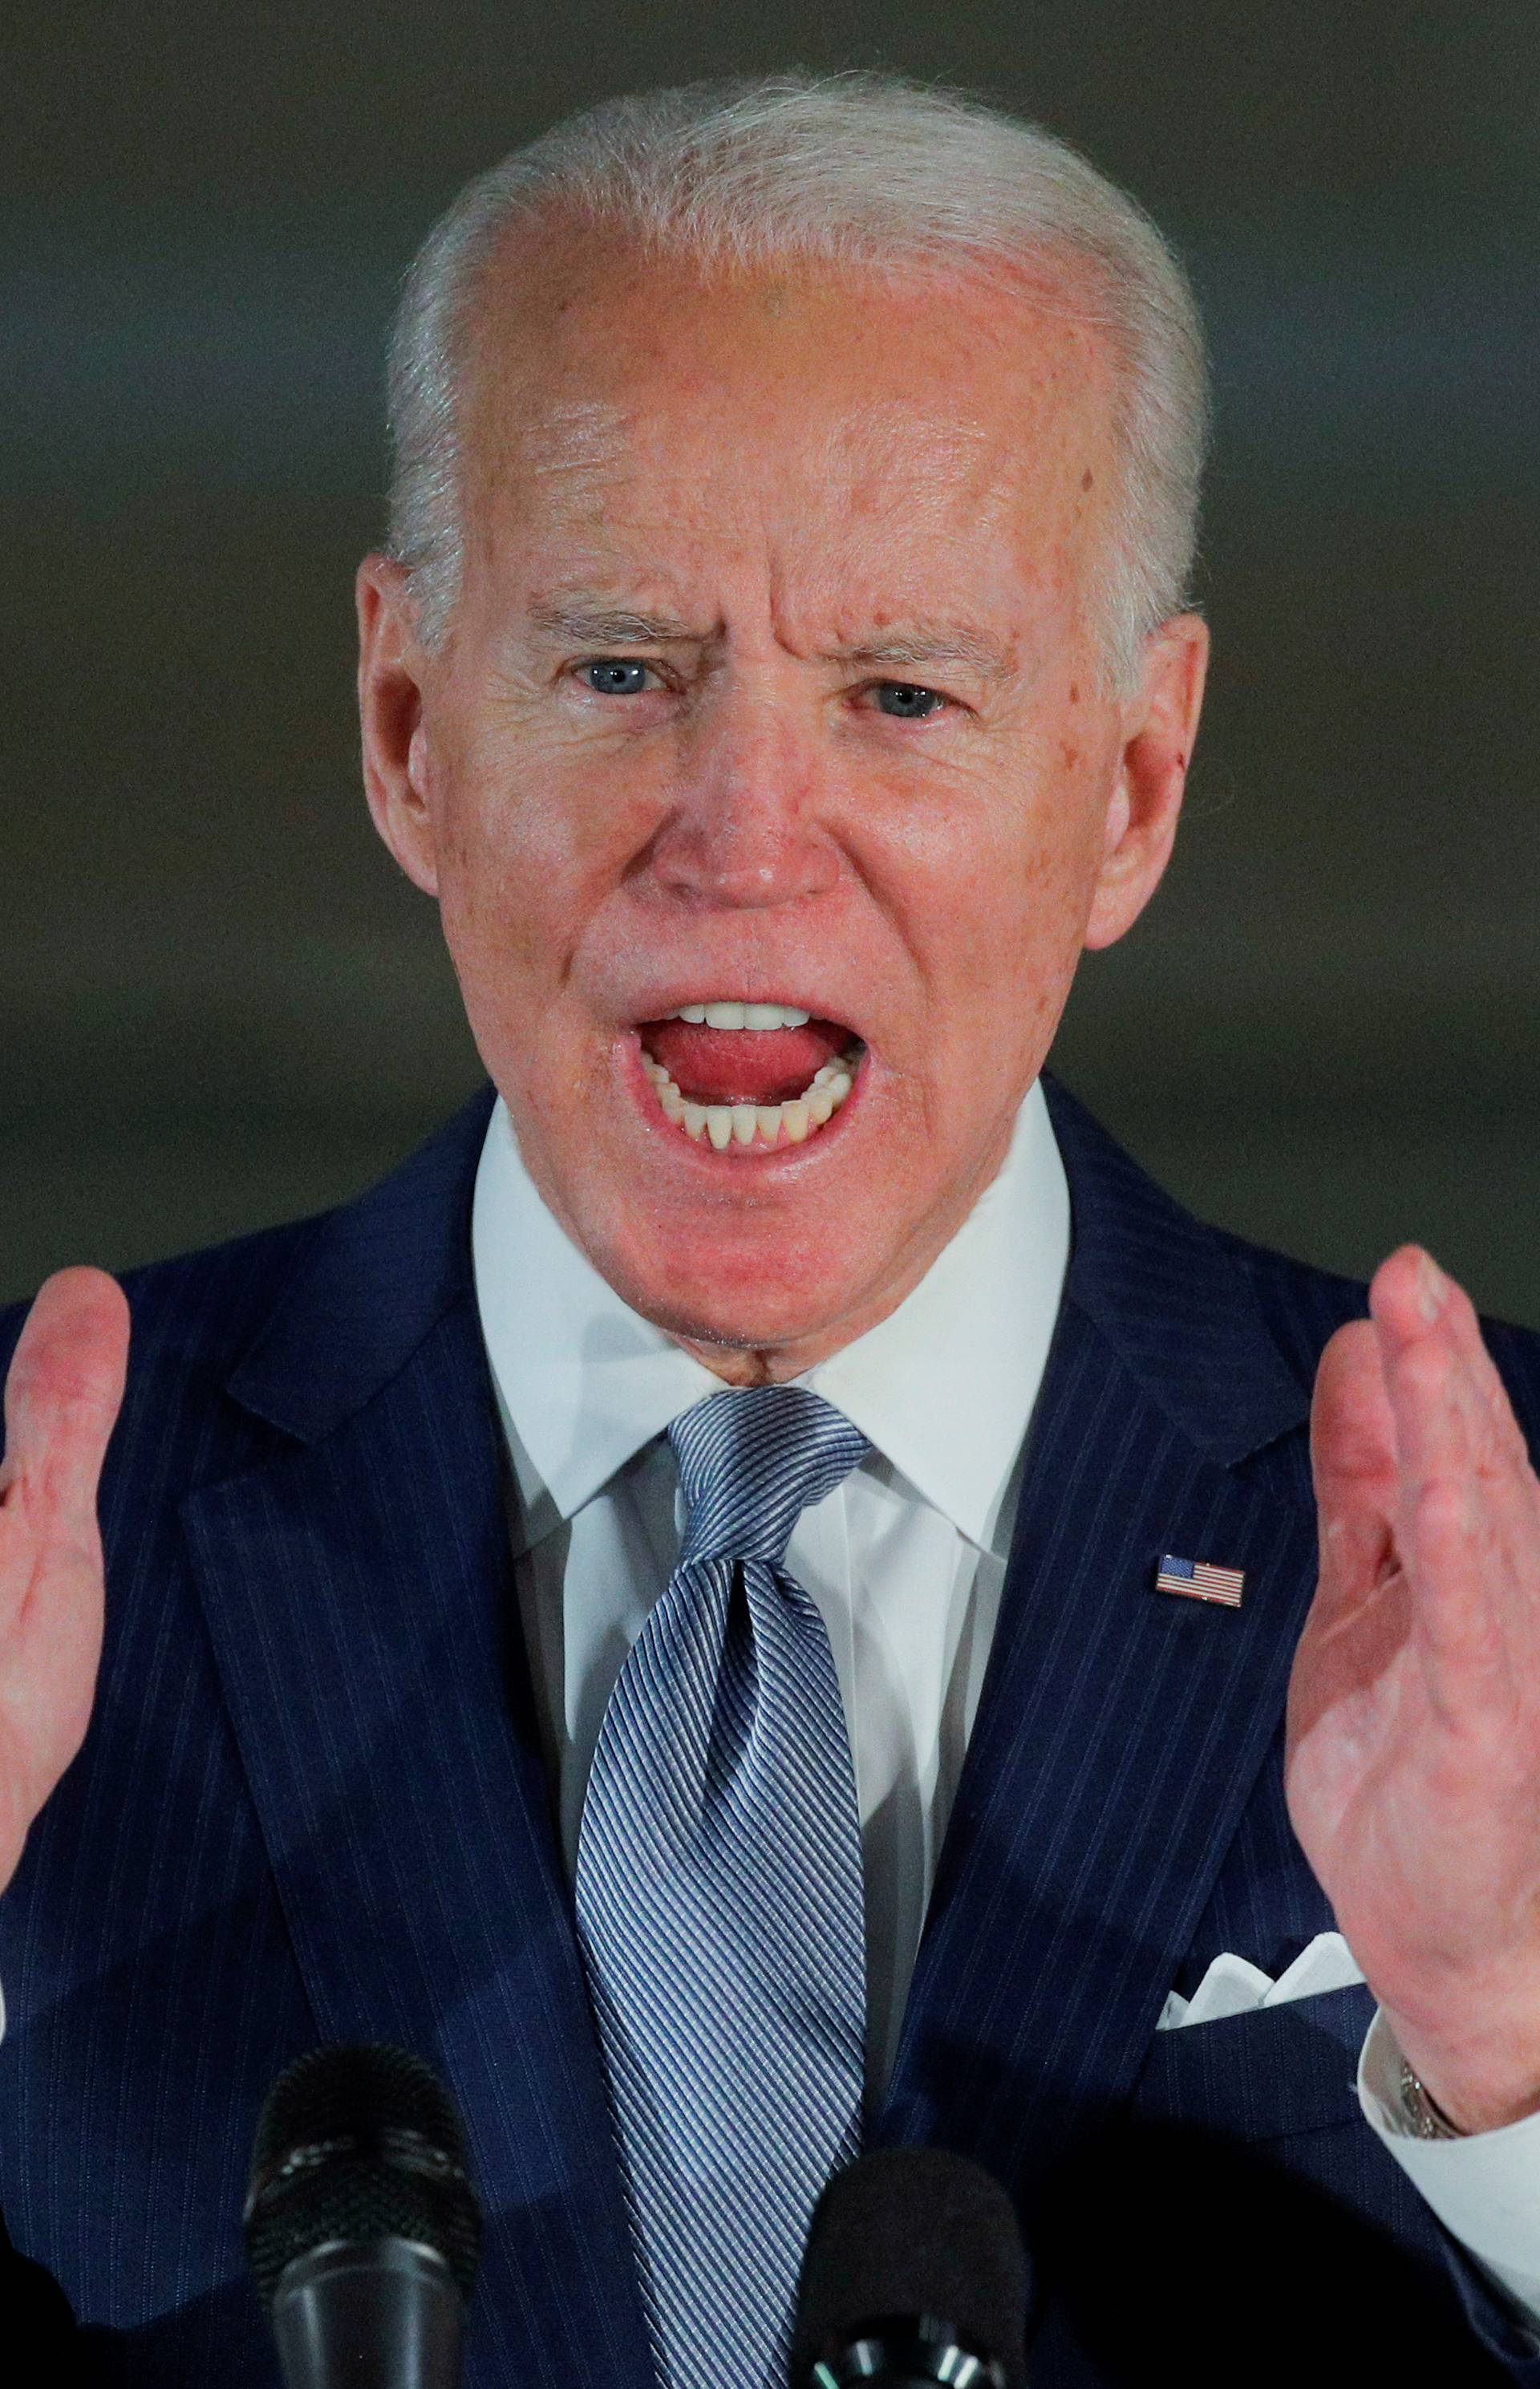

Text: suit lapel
xmin=879 ymin=1077 xmax=1319 ymax=2193
xmin=181 ymin=1090 xmax=650 ymax=2389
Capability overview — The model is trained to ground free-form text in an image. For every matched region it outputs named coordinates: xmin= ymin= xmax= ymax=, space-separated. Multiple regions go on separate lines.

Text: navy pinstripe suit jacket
xmin=2 ymin=1076 xmax=1538 ymax=2384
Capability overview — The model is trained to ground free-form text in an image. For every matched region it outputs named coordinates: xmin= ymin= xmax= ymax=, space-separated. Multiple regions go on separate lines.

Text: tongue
xmin=640 ymin=1017 xmax=852 ymax=1105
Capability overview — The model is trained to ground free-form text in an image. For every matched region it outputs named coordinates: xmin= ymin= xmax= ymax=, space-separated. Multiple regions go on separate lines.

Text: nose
xmin=646 ymin=693 xmax=842 ymax=911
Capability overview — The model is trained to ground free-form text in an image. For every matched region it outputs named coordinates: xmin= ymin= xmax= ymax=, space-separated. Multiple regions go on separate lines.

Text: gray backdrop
xmin=4 ymin=3 xmax=1538 ymax=1320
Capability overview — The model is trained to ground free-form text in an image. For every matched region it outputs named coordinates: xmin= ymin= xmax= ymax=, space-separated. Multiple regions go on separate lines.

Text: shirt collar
xmin=472 ymin=1081 xmax=1070 ymax=1556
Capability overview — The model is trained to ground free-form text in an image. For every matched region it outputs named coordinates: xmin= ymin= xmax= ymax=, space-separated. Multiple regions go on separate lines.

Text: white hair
xmin=384 ymin=71 xmax=1209 ymax=691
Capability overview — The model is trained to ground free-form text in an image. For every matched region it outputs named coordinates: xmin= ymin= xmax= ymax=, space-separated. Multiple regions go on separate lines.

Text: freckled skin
xmin=358 ymin=232 xmax=1208 ymax=1382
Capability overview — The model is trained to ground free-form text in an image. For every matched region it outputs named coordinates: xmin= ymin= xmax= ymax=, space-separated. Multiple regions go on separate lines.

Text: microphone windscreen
xmin=792 ymin=2147 xmax=1028 ymax=2385
xmin=244 ymin=2043 xmax=481 ymax=2309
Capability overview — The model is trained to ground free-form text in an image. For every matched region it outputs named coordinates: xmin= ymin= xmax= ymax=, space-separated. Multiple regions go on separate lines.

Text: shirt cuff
xmin=1360 ymin=2006 xmax=1540 ymax=2338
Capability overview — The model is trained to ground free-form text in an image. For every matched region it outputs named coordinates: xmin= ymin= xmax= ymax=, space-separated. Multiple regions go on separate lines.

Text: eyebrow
xmin=526 ymin=598 xmax=1017 ymax=685
xmin=826 ymin=628 xmax=1017 ymax=684
xmin=528 ymin=601 xmax=698 ymax=646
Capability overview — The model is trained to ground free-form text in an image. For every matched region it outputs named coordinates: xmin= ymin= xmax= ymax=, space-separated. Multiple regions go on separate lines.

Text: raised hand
xmin=1287 ymin=1244 xmax=1540 ymax=2132
xmin=0 ymin=1268 xmax=128 ymax=1896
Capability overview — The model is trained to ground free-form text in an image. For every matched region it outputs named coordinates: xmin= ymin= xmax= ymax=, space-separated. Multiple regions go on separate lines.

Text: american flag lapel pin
xmin=1156 ymin=1552 xmax=1246 ymax=1609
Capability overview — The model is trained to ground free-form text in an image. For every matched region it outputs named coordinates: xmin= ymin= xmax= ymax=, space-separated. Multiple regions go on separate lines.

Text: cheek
xmin=886 ymin=763 xmax=1105 ymax=1024
xmin=433 ymin=735 xmax=655 ymax=984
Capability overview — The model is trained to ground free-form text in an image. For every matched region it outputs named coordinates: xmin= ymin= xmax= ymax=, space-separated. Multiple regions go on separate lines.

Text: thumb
xmin=1 ymin=1268 xmax=130 ymax=1520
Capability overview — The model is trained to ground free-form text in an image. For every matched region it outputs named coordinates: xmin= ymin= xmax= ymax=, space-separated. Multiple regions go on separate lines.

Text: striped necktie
xmin=574 ymin=1383 xmax=871 ymax=2389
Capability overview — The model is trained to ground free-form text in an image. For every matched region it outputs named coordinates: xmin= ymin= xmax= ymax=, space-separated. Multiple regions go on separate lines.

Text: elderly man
xmin=2 ymin=71 xmax=1539 ymax=2387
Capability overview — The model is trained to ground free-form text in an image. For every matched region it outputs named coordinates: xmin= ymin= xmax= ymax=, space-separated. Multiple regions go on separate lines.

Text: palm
xmin=1289 ymin=1544 xmax=1473 ymax=1995
xmin=0 ymin=1268 xmax=128 ymax=1891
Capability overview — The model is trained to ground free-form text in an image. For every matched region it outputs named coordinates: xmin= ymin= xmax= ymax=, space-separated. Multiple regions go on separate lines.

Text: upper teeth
xmin=667 ymin=1001 xmax=812 ymax=1029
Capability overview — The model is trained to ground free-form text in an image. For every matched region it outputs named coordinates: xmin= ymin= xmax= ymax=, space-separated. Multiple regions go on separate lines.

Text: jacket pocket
xmin=1129 ymin=1981 xmax=1377 ymax=2142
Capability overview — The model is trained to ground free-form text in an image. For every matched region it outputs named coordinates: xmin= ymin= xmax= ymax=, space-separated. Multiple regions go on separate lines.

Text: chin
xmin=603 ymin=1208 xmax=890 ymax=1360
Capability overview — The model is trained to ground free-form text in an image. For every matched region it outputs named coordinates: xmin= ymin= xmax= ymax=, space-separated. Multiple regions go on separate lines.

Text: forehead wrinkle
xmin=519 ymin=396 xmax=635 ymax=479
xmin=808 ymin=400 xmax=1002 ymax=527
xmin=799 ymin=402 xmax=1059 ymax=587
xmin=830 ymin=398 xmax=995 ymax=477
xmin=500 ymin=399 xmax=642 ymax=537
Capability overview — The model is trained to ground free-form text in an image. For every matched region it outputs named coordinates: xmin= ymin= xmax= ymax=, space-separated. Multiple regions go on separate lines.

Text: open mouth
xmin=635 ymin=1001 xmax=865 ymax=1153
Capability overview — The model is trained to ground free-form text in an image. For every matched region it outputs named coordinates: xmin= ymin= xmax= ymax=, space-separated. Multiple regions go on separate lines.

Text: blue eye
xmin=582 ymin=659 xmax=656 ymax=696
xmin=873 ymin=681 xmax=944 ymax=720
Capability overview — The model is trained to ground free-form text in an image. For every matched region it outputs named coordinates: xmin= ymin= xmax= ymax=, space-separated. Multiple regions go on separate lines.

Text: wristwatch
xmin=1399 ymin=2058 xmax=1465 ymax=2140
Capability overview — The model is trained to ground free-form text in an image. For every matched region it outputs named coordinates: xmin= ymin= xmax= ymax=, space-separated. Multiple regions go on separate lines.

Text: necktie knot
xmin=668 ymin=1385 xmax=871 ymax=1567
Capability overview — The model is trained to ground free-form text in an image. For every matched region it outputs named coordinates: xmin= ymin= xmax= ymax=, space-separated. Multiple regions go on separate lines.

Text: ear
xmin=1084 ymin=611 xmax=1210 ymax=951
xmin=356 ymin=553 xmax=440 ymax=898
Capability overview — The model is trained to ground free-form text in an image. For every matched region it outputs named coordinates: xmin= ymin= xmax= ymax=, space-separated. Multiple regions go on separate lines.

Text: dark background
xmin=4 ymin=4 xmax=1537 ymax=1318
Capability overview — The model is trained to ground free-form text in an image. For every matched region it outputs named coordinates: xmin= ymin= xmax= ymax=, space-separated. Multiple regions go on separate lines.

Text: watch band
xmin=1399 ymin=2057 xmax=1465 ymax=2140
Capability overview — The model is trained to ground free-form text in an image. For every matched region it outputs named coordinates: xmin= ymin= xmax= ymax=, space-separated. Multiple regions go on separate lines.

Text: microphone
xmin=244 ymin=2042 xmax=481 ymax=2389
xmin=792 ymin=2147 xmax=1028 ymax=2389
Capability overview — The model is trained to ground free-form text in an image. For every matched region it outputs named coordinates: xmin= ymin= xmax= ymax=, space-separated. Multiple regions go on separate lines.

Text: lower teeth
xmin=641 ymin=1049 xmax=860 ymax=1150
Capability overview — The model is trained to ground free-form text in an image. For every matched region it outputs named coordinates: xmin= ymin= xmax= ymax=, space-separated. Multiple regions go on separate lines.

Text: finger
xmin=1309 ymin=1318 xmax=1399 ymax=1616
xmin=1312 ymin=1316 xmax=1399 ymax=1490
xmin=1368 ymin=1249 xmax=1537 ymax=1677
xmin=1433 ymin=1271 xmax=1534 ymax=1474
xmin=1371 ymin=1245 xmax=1528 ymax=1475
xmin=1371 ymin=1248 xmax=1538 ymax=1553
xmin=1 ymin=1269 xmax=130 ymax=1519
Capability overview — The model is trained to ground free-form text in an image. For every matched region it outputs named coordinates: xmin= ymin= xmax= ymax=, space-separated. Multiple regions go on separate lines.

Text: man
xmin=2 ymin=71 xmax=1539 ymax=2386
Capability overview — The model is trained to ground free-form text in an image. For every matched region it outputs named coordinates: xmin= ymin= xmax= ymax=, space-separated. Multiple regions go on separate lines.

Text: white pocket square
xmin=1157 ymin=1930 xmax=1365 ymax=2030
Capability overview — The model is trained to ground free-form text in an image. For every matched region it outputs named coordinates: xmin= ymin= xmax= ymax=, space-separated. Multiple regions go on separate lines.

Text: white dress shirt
xmin=472 ymin=1078 xmax=1069 ymax=2095
xmin=469 ymin=1081 xmax=1540 ymax=2333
